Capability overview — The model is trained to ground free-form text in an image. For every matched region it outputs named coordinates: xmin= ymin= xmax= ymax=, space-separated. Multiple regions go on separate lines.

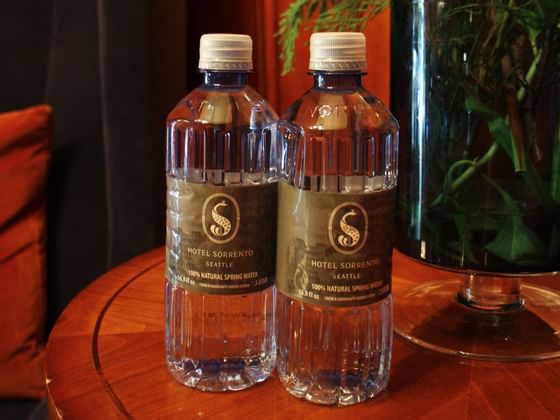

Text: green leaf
xmin=513 ymin=6 xmax=542 ymax=47
xmin=521 ymin=159 xmax=560 ymax=214
xmin=277 ymin=0 xmax=308 ymax=75
xmin=485 ymin=215 xmax=548 ymax=266
xmin=486 ymin=117 xmax=518 ymax=168
xmin=465 ymin=97 xmax=524 ymax=173
xmin=481 ymin=173 xmax=548 ymax=266
xmin=464 ymin=96 xmax=498 ymax=119
xmin=306 ymin=0 xmax=319 ymax=19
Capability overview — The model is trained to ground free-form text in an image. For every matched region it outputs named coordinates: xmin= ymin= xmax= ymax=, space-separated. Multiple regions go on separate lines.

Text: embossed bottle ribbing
xmin=276 ymin=32 xmax=399 ymax=405
xmin=165 ymin=34 xmax=278 ymax=392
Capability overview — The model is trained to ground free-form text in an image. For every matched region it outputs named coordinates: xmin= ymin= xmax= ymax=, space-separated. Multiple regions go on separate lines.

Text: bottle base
xmin=276 ymin=293 xmax=392 ymax=406
xmin=167 ymin=356 xmax=275 ymax=392
xmin=278 ymin=365 xmax=389 ymax=406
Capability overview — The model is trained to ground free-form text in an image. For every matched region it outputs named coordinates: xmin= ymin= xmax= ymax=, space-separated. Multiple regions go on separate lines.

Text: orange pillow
xmin=0 ymin=105 xmax=52 ymax=399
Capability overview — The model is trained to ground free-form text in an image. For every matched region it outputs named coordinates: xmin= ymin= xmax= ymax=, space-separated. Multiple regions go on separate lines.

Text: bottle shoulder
xmin=281 ymin=87 xmax=398 ymax=132
xmin=167 ymin=85 xmax=278 ymax=126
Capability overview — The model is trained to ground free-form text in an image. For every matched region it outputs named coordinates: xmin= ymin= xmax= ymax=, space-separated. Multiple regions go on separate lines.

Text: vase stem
xmin=457 ymin=273 xmax=523 ymax=312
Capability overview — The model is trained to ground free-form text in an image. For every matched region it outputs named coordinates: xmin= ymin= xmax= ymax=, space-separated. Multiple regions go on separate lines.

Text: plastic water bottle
xmin=276 ymin=32 xmax=398 ymax=405
xmin=165 ymin=33 xmax=278 ymax=392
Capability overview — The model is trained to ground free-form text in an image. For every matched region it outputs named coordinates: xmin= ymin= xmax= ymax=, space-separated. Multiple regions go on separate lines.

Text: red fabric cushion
xmin=0 ymin=105 xmax=51 ymax=399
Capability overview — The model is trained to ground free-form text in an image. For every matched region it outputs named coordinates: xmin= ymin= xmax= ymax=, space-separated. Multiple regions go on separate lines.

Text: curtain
xmin=0 ymin=0 xmax=186 ymax=327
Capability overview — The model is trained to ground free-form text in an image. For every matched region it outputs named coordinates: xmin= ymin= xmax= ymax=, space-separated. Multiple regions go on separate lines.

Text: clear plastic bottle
xmin=276 ymin=32 xmax=398 ymax=405
xmin=165 ymin=34 xmax=278 ymax=392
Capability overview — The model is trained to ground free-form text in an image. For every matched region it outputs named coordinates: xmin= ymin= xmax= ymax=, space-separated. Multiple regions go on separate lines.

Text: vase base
xmin=394 ymin=281 xmax=560 ymax=361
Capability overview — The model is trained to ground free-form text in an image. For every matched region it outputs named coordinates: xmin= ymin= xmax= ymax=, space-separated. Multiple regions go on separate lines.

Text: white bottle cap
xmin=198 ymin=33 xmax=253 ymax=71
xmin=309 ymin=32 xmax=367 ymax=71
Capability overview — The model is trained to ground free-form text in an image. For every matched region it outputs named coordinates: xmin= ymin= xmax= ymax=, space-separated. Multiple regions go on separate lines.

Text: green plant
xmin=416 ymin=0 xmax=560 ymax=268
xmin=277 ymin=0 xmax=388 ymax=75
xmin=278 ymin=0 xmax=560 ymax=270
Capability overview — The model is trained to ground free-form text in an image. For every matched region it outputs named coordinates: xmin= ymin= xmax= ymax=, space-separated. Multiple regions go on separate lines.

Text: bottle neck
xmin=202 ymin=70 xmax=249 ymax=87
xmin=312 ymin=71 xmax=363 ymax=90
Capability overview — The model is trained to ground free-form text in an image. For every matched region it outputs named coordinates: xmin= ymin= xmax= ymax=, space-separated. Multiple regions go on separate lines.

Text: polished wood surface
xmin=45 ymin=248 xmax=560 ymax=419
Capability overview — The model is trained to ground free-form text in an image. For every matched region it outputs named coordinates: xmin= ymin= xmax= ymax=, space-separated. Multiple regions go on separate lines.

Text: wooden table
xmin=45 ymin=248 xmax=560 ymax=419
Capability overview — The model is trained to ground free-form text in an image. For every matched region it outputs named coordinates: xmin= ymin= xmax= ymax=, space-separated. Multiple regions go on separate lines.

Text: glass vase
xmin=391 ymin=0 xmax=560 ymax=360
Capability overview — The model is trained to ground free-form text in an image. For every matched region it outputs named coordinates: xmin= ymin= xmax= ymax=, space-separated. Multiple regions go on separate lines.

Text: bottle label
xmin=276 ymin=181 xmax=394 ymax=307
xmin=167 ymin=178 xmax=276 ymax=294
